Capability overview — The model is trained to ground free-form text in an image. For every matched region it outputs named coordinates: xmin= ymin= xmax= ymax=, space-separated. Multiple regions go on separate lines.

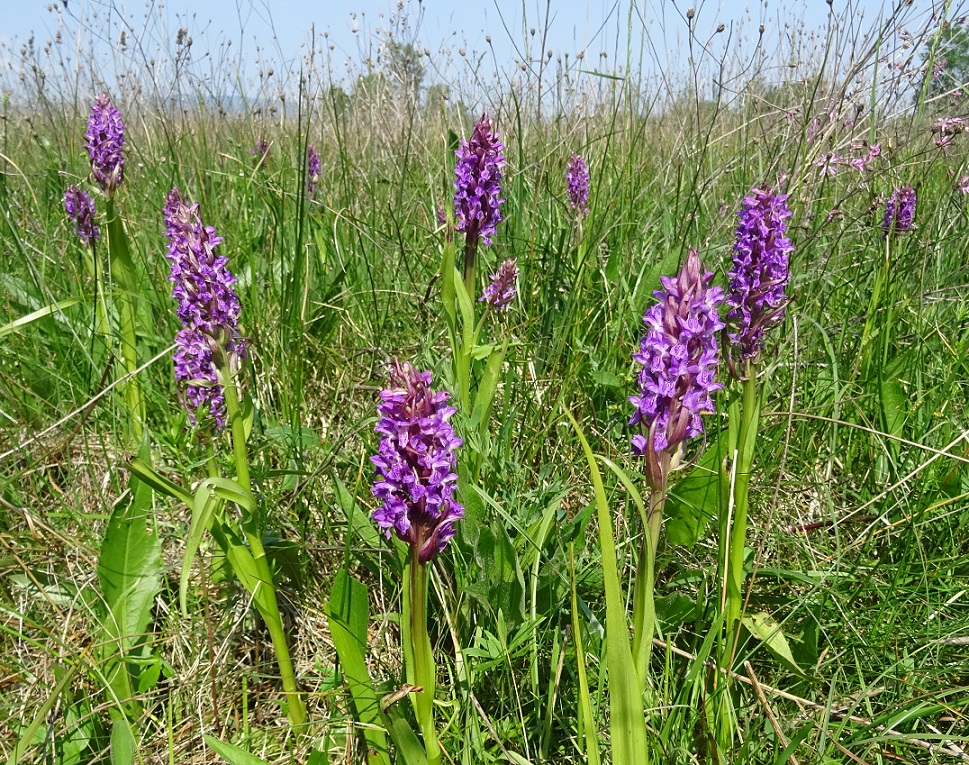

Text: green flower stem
xmin=104 ymin=198 xmax=145 ymax=444
xmin=82 ymin=240 xmax=112 ymax=344
xmin=631 ymin=487 xmax=664 ymax=686
xmin=406 ymin=549 xmax=440 ymax=765
xmin=462 ymin=234 xmax=478 ymax=299
xmin=222 ymin=375 xmax=307 ymax=729
xmin=724 ymin=362 xmax=761 ymax=657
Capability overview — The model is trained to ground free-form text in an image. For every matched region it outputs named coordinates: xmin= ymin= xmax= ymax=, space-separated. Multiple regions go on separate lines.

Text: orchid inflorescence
xmin=64 ymin=185 xmax=99 ymax=245
xmin=629 ymin=248 xmax=724 ymax=490
xmin=725 ymin=187 xmax=793 ymax=368
xmin=566 ymin=154 xmax=590 ymax=216
xmin=480 ymin=258 xmax=519 ymax=312
xmin=882 ymin=185 xmax=917 ymax=237
xmin=163 ymin=188 xmax=246 ymax=429
xmin=86 ymin=93 xmax=125 ymax=194
xmin=371 ymin=360 xmax=464 ymax=564
xmin=454 ymin=114 xmax=506 ymax=247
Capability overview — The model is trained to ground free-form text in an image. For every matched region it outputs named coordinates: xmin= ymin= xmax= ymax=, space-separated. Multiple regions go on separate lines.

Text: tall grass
xmin=2 ymin=1 xmax=969 ymax=763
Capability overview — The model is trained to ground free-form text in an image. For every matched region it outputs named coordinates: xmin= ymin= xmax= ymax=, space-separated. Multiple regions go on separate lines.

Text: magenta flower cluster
xmin=453 ymin=114 xmax=506 ymax=246
xmin=882 ymin=186 xmax=916 ymax=237
xmin=307 ymin=144 xmax=321 ymax=195
xmin=164 ymin=188 xmax=245 ymax=428
xmin=629 ymin=249 xmax=724 ymax=480
xmin=371 ymin=360 xmax=464 ymax=563
xmin=85 ymin=93 xmax=125 ymax=193
xmin=725 ymin=187 xmax=793 ymax=364
xmin=566 ymin=154 xmax=590 ymax=216
xmin=480 ymin=258 xmax=519 ymax=311
xmin=63 ymin=185 xmax=99 ymax=246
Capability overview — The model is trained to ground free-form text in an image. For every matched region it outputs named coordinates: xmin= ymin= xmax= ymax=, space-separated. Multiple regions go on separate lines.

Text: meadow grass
xmin=1 ymin=1 xmax=969 ymax=763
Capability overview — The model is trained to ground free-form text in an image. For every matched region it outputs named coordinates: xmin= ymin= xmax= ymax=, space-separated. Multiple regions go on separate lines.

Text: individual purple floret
xmin=882 ymin=185 xmax=916 ymax=237
xmin=629 ymin=249 xmax=724 ymax=488
xmin=307 ymin=143 xmax=320 ymax=195
xmin=566 ymin=153 xmax=590 ymax=216
xmin=453 ymin=114 xmax=506 ymax=246
xmin=371 ymin=360 xmax=464 ymax=564
xmin=436 ymin=203 xmax=447 ymax=227
xmin=85 ymin=93 xmax=125 ymax=193
xmin=725 ymin=186 xmax=793 ymax=366
xmin=63 ymin=185 xmax=100 ymax=246
xmin=479 ymin=258 xmax=518 ymax=311
xmin=163 ymin=188 xmax=245 ymax=428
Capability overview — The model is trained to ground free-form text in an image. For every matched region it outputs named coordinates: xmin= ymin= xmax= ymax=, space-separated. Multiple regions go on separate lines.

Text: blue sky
xmin=0 ymin=0 xmax=930 ymax=95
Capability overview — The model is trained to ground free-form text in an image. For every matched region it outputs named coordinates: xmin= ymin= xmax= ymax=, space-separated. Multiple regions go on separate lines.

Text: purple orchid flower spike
xmin=64 ymin=185 xmax=100 ymax=245
xmin=725 ymin=186 xmax=793 ymax=371
xmin=882 ymin=185 xmax=916 ymax=237
xmin=454 ymin=114 xmax=506 ymax=247
xmin=566 ymin=153 xmax=590 ymax=217
xmin=371 ymin=360 xmax=464 ymax=563
xmin=86 ymin=93 xmax=125 ymax=194
xmin=163 ymin=188 xmax=246 ymax=428
xmin=480 ymin=258 xmax=519 ymax=312
xmin=629 ymin=248 xmax=724 ymax=492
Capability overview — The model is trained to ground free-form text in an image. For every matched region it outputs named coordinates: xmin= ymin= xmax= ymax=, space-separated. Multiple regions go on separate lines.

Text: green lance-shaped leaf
xmin=565 ymin=410 xmax=648 ymax=764
xmin=97 ymin=472 xmax=162 ymax=717
xmin=325 ymin=568 xmax=392 ymax=765
xmin=203 ymin=735 xmax=271 ymax=765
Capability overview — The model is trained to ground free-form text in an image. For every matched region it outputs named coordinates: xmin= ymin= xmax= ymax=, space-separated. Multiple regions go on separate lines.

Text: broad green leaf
xmin=97 ymin=473 xmax=162 ymax=715
xmin=325 ymin=569 xmax=392 ymax=765
xmin=203 ymin=735 xmax=270 ymax=765
xmin=219 ymin=524 xmax=275 ymax=617
xmin=469 ymin=343 xmax=495 ymax=361
xmin=880 ymin=355 xmax=909 ymax=462
xmin=109 ymin=721 xmax=134 ymax=765
xmin=473 ymin=338 xmax=507 ymax=432
xmin=665 ymin=435 xmax=724 ymax=548
xmin=469 ymin=523 xmax=526 ymax=628
xmin=200 ymin=477 xmax=258 ymax=517
xmin=382 ymin=706 xmax=428 ymax=765
xmin=453 ymin=266 xmax=475 ymax=351
xmin=742 ymin=611 xmax=805 ymax=677
xmin=105 ymin=200 xmax=139 ymax=293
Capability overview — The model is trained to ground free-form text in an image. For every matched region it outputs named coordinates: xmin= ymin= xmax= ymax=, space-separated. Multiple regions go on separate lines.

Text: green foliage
xmin=97 ymin=470 xmax=162 ymax=718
